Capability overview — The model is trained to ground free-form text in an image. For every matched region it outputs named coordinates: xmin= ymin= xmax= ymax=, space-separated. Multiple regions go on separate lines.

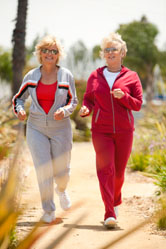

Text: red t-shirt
xmin=36 ymin=80 xmax=57 ymax=114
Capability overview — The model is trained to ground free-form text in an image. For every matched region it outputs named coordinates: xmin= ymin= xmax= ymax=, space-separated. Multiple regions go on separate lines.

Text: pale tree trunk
xmin=145 ymin=64 xmax=154 ymax=103
xmin=12 ymin=0 xmax=28 ymax=96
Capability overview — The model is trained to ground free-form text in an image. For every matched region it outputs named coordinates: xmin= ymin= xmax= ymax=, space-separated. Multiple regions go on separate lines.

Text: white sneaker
xmin=40 ymin=211 xmax=55 ymax=223
xmin=55 ymin=187 xmax=71 ymax=211
xmin=114 ymin=206 xmax=119 ymax=217
xmin=104 ymin=217 xmax=117 ymax=228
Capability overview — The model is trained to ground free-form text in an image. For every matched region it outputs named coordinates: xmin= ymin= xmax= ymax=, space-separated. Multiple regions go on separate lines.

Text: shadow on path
xmin=17 ymin=217 xmax=63 ymax=227
xmin=64 ymin=223 xmax=123 ymax=232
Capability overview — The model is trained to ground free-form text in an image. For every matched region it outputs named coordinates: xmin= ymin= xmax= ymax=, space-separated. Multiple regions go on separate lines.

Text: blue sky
xmin=1 ymin=0 xmax=166 ymax=50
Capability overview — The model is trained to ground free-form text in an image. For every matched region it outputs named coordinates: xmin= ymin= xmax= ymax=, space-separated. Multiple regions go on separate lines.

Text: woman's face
xmin=103 ymin=42 xmax=124 ymax=65
xmin=40 ymin=44 xmax=59 ymax=65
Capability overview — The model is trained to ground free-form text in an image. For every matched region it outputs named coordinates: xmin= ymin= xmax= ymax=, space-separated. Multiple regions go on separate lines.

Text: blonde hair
xmin=100 ymin=32 xmax=127 ymax=58
xmin=34 ymin=35 xmax=65 ymax=64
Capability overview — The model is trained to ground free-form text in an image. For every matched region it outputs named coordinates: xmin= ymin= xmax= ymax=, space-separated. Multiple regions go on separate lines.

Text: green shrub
xmin=156 ymin=196 xmax=166 ymax=230
xmin=130 ymin=105 xmax=166 ymax=230
xmin=129 ymin=152 xmax=149 ymax=171
xmin=154 ymin=165 xmax=166 ymax=194
xmin=158 ymin=216 xmax=166 ymax=230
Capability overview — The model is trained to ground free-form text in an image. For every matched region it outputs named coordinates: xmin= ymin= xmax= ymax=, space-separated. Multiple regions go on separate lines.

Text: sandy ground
xmin=16 ymin=141 xmax=166 ymax=249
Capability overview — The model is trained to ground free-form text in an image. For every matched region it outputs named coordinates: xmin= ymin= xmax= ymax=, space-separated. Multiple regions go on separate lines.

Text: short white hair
xmin=100 ymin=32 xmax=127 ymax=58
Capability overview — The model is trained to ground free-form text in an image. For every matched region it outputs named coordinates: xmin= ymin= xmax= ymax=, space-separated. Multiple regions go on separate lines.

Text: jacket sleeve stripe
xmin=58 ymin=85 xmax=69 ymax=90
xmin=65 ymin=89 xmax=72 ymax=106
xmin=12 ymin=82 xmax=37 ymax=115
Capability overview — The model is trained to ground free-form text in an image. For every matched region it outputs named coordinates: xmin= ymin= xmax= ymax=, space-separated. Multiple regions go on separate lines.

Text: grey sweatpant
xmin=26 ymin=118 xmax=72 ymax=212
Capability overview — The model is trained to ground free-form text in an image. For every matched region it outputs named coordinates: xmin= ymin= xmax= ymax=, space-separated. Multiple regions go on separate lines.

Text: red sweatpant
xmin=92 ymin=131 xmax=133 ymax=220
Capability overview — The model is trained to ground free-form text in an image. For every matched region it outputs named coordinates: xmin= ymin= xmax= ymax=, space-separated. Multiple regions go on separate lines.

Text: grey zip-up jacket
xmin=12 ymin=66 xmax=78 ymax=127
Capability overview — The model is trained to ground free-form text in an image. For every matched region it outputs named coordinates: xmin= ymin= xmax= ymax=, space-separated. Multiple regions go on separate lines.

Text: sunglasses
xmin=41 ymin=48 xmax=59 ymax=55
xmin=104 ymin=47 xmax=119 ymax=53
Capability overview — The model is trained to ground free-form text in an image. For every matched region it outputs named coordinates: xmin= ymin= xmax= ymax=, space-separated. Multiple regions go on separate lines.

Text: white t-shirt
xmin=103 ymin=68 xmax=120 ymax=90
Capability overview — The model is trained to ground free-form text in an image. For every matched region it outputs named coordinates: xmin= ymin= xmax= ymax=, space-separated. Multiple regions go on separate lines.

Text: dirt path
xmin=16 ymin=141 xmax=165 ymax=249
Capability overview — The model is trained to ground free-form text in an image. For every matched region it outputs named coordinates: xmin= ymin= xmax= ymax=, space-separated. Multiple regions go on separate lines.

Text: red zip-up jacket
xmin=83 ymin=65 xmax=143 ymax=133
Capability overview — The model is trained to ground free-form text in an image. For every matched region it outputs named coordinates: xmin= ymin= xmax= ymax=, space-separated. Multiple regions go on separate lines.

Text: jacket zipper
xmin=100 ymin=68 xmax=123 ymax=133
xmin=95 ymin=109 xmax=100 ymax=123
xmin=107 ymin=73 xmax=120 ymax=134
xmin=110 ymin=92 xmax=116 ymax=133
xmin=127 ymin=109 xmax=131 ymax=123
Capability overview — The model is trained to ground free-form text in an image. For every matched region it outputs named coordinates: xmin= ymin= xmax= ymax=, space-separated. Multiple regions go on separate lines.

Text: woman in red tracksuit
xmin=80 ymin=32 xmax=143 ymax=228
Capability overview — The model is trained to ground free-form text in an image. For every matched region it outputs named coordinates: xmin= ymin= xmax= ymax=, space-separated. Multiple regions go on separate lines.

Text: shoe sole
xmin=104 ymin=223 xmax=117 ymax=228
xmin=104 ymin=220 xmax=117 ymax=228
xmin=62 ymin=205 xmax=71 ymax=211
xmin=40 ymin=214 xmax=56 ymax=224
xmin=40 ymin=219 xmax=54 ymax=224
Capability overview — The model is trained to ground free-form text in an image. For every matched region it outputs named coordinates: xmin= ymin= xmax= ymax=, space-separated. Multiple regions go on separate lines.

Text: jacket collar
xmin=96 ymin=65 xmax=129 ymax=76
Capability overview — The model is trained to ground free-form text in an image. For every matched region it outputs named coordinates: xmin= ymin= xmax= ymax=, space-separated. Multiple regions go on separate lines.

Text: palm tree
xmin=12 ymin=0 xmax=28 ymax=96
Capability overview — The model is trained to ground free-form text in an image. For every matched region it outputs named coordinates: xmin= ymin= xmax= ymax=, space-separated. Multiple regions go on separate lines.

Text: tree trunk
xmin=145 ymin=64 xmax=154 ymax=103
xmin=12 ymin=0 xmax=28 ymax=96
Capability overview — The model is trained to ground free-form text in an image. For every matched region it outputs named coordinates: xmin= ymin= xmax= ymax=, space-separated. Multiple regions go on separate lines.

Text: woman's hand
xmin=111 ymin=88 xmax=125 ymax=99
xmin=79 ymin=105 xmax=90 ymax=116
xmin=54 ymin=108 xmax=65 ymax=120
xmin=17 ymin=110 xmax=27 ymax=121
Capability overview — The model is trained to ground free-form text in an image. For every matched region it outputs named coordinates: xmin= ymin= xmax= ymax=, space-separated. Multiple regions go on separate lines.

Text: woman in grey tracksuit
xmin=12 ymin=35 xmax=78 ymax=223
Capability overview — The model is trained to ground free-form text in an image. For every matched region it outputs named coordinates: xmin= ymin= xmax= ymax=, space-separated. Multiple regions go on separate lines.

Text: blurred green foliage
xmin=117 ymin=16 xmax=159 ymax=98
xmin=0 ymin=101 xmax=18 ymax=161
xmin=0 ymin=48 xmax=12 ymax=83
xmin=71 ymin=79 xmax=91 ymax=142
